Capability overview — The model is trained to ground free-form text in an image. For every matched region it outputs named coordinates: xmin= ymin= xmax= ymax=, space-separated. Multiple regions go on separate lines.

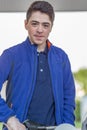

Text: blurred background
xmin=0 ymin=0 xmax=87 ymax=130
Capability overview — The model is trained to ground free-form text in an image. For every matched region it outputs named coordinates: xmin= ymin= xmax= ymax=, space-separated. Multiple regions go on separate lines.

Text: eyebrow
xmin=31 ymin=20 xmax=51 ymax=25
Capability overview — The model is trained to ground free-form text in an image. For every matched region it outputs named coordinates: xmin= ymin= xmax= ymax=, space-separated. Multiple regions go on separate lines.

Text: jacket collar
xmin=26 ymin=37 xmax=52 ymax=50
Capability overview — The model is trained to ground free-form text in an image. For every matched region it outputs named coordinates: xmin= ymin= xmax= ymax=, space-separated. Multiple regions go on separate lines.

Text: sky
xmin=0 ymin=12 xmax=87 ymax=72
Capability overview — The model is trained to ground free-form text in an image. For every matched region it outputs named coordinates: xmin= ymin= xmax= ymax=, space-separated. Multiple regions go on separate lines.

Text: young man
xmin=0 ymin=1 xmax=75 ymax=130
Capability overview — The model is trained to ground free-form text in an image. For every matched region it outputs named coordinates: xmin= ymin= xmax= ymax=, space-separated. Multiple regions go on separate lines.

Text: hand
xmin=6 ymin=116 xmax=26 ymax=130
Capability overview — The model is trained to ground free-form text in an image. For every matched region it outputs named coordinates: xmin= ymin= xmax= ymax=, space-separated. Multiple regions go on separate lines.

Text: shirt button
xmin=40 ymin=69 xmax=43 ymax=72
xmin=37 ymin=53 xmax=39 ymax=56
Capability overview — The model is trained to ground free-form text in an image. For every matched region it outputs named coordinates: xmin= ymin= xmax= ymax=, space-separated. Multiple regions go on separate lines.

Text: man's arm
xmin=63 ymin=55 xmax=76 ymax=125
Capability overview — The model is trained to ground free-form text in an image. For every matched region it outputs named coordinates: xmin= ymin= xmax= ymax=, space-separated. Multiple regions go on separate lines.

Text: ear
xmin=24 ymin=19 xmax=28 ymax=30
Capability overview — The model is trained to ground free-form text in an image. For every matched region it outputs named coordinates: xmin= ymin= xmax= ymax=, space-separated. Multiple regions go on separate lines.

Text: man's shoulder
xmin=4 ymin=39 xmax=27 ymax=54
xmin=50 ymin=44 xmax=70 ymax=65
xmin=1 ymin=40 xmax=28 ymax=61
xmin=51 ymin=44 xmax=68 ymax=57
xmin=50 ymin=45 xmax=70 ymax=67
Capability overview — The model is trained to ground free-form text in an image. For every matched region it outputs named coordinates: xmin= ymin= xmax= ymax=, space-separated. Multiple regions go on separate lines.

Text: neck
xmin=37 ymin=43 xmax=46 ymax=52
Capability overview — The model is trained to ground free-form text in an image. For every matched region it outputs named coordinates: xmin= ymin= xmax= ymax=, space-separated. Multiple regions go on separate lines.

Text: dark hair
xmin=26 ymin=1 xmax=55 ymax=24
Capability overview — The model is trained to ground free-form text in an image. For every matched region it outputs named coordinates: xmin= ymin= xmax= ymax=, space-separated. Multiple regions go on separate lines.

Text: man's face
xmin=25 ymin=11 xmax=52 ymax=46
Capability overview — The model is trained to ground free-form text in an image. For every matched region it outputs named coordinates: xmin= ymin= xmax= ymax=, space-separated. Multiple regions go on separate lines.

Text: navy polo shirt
xmin=27 ymin=46 xmax=56 ymax=126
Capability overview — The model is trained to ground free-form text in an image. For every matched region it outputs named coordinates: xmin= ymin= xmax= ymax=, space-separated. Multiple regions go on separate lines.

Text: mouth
xmin=34 ymin=35 xmax=44 ymax=40
xmin=34 ymin=34 xmax=44 ymax=37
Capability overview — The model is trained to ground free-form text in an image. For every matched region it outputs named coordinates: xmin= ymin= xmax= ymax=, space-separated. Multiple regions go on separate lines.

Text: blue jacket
xmin=0 ymin=37 xmax=75 ymax=125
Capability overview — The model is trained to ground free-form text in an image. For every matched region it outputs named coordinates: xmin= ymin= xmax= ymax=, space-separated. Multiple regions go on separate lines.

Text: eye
xmin=43 ymin=24 xmax=50 ymax=28
xmin=31 ymin=22 xmax=38 ymax=27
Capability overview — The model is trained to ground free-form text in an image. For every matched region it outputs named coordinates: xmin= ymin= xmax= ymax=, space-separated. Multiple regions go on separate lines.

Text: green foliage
xmin=74 ymin=68 xmax=87 ymax=95
xmin=0 ymin=123 xmax=2 ymax=130
xmin=75 ymin=121 xmax=81 ymax=128
xmin=73 ymin=68 xmax=87 ymax=128
xmin=75 ymin=99 xmax=81 ymax=128
xmin=75 ymin=99 xmax=81 ymax=122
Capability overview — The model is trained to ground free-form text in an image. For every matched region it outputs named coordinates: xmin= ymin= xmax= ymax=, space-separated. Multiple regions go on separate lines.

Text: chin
xmin=34 ymin=41 xmax=43 ymax=45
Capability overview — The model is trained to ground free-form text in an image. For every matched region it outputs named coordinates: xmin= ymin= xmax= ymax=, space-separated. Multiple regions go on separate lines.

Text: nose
xmin=37 ymin=25 xmax=43 ymax=33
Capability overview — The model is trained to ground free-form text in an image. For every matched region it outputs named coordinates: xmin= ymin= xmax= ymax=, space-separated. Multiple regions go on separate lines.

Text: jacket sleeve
xmin=0 ymin=50 xmax=15 ymax=123
xmin=63 ymin=55 xmax=76 ymax=125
